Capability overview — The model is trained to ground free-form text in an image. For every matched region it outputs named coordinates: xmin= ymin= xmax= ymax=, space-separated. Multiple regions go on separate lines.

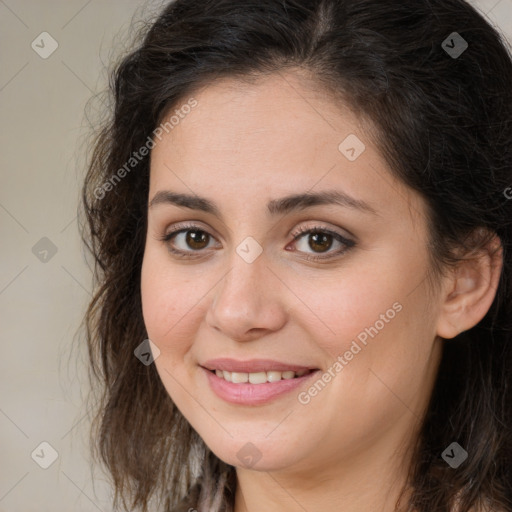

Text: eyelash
xmin=157 ymin=222 xmax=356 ymax=262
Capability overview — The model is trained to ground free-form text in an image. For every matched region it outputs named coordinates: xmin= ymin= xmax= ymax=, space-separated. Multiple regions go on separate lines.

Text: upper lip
xmin=201 ymin=358 xmax=318 ymax=373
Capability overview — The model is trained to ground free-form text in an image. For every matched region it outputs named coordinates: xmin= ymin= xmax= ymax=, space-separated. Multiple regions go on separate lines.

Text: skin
xmin=140 ymin=69 xmax=502 ymax=512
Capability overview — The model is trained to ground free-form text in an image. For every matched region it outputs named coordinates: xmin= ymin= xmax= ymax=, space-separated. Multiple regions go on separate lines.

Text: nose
xmin=205 ymin=250 xmax=288 ymax=342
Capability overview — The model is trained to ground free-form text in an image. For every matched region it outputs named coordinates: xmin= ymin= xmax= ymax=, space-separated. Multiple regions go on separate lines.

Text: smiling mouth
xmin=207 ymin=368 xmax=316 ymax=384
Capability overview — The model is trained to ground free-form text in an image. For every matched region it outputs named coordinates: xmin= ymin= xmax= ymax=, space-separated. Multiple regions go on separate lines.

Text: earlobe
xmin=435 ymin=233 xmax=503 ymax=340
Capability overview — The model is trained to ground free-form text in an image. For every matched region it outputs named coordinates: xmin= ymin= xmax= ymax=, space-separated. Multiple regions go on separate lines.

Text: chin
xmin=200 ymin=432 xmax=308 ymax=472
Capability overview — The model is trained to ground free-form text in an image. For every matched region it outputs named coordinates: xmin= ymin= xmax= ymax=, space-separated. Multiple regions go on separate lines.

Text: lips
xmin=201 ymin=358 xmax=318 ymax=373
xmin=200 ymin=358 xmax=321 ymax=405
xmin=202 ymin=364 xmax=320 ymax=405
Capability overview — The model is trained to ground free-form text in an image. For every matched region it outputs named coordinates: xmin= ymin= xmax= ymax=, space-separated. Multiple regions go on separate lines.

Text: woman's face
xmin=141 ymin=70 xmax=444 ymax=476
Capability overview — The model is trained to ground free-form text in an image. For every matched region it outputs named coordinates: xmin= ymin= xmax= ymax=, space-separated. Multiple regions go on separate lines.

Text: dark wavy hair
xmin=79 ymin=0 xmax=512 ymax=511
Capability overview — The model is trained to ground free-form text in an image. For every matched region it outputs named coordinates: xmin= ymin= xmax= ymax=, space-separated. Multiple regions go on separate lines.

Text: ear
xmin=436 ymin=230 xmax=503 ymax=339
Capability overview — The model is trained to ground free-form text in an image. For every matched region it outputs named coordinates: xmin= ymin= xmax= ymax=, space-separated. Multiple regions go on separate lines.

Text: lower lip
xmin=202 ymin=367 xmax=320 ymax=406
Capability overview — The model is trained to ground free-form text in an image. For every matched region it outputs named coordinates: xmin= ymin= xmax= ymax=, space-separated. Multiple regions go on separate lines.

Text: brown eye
xmin=307 ymin=232 xmax=334 ymax=253
xmin=163 ymin=228 xmax=213 ymax=252
xmin=183 ymin=230 xmax=210 ymax=250
xmin=290 ymin=226 xmax=355 ymax=262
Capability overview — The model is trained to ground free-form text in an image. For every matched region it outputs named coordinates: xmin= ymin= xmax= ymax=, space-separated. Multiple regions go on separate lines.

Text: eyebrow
xmin=148 ymin=190 xmax=378 ymax=219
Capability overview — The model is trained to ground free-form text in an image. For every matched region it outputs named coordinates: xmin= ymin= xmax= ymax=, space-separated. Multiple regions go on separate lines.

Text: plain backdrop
xmin=1 ymin=0 xmax=511 ymax=510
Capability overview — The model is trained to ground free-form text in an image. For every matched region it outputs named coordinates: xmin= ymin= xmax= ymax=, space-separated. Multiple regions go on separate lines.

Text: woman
xmin=80 ymin=0 xmax=512 ymax=511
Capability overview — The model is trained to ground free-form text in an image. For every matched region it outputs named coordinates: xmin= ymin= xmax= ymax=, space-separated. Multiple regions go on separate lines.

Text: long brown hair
xmin=79 ymin=0 xmax=512 ymax=510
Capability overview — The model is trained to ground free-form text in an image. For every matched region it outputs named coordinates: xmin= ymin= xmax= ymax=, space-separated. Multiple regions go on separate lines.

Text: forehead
xmin=156 ymin=70 xmax=363 ymax=155
xmin=151 ymin=72 xmax=363 ymax=187
xmin=148 ymin=70 xmax=425 ymax=230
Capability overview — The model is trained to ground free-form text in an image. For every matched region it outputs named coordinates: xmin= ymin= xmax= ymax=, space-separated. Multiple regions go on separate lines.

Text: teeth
xmin=267 ymin=371 xmax=283 ymax=382
xmin=231 ymin=372 xmax=249 ymax=383
xmin=213 ymin=369 xmax=311 ymax=384
xmin=249 ymin=372 xmax=267 ymax=384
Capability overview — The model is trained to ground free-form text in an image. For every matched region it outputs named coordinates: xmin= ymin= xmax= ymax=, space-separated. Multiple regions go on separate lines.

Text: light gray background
xmin=1 ymin=1 xmax=511 ymax=510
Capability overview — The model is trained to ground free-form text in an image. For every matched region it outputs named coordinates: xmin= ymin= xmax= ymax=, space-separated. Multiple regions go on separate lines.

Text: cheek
xmin=294 ymin=260 xmax=408 ymax=360
xmin=140 ymin=252 xmax=204 ymax=407
xmin=140 ymin=248 xmax=192 ymax=356
xmin=296 ymin=251 xmax=438 ymax=417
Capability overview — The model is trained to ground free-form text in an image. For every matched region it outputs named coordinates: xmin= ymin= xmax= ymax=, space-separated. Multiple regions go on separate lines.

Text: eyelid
xmin=289 ymin=222 xmax=354 ymax=243
xmin=161 ymin=221 xmax=220 ymax=243
xmin=160 ymin=219 xmax=353 ymax=242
